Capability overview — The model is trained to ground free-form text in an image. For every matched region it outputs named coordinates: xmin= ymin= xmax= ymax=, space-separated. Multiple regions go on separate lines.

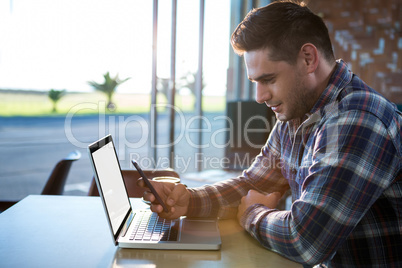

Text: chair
xmin=41 ymin=150 xmax=81 ymax=195
xmin=88 ymin=169 xmax=180 ymax=197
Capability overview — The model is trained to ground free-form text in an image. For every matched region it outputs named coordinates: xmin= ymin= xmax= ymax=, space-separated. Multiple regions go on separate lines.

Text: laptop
xmin=88 ymin=134 xmax=221 ymax=250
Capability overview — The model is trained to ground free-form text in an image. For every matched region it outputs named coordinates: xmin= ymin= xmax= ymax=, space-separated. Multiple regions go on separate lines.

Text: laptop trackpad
xmin=179 ymin=219 xmax=221 ymax=247
xmin=183 ymin=219 xmax=218 ymax=232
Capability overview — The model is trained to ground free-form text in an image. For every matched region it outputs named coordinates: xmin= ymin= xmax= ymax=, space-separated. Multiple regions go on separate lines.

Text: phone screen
xmin=131 ymin=160 xmax=169 ymax=212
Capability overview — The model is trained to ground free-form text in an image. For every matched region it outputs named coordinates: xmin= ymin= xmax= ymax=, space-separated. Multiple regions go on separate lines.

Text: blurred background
xmin=0 ymin=0 xmax=400 ymax=207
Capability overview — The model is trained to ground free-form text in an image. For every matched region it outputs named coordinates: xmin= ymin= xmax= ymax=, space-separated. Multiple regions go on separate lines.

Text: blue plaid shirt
xmin=187 ymin=60 xmax=402 ymax=267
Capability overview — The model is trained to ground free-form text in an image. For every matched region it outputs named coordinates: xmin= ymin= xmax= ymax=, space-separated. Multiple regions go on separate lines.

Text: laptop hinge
xmin=120 ymin=211 xmax=135 ymax=237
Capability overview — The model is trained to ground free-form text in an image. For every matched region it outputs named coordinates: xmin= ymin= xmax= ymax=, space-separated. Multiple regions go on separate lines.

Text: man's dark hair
xmin=231 ymin=0 xmax=335 ymax=64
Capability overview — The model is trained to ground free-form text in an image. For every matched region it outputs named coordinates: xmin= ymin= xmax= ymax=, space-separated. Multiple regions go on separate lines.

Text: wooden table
xmin=0 ymin=195 xmax=300 ymax=267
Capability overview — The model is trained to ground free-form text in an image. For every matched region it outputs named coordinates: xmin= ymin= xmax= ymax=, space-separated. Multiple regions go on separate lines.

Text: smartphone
xmin=131 ymin=160 xmax=169 ymax=213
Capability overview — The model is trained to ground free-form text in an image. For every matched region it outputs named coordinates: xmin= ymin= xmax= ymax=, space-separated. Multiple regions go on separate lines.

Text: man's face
xmin=244 ymin=48 xmax=316 ymax=122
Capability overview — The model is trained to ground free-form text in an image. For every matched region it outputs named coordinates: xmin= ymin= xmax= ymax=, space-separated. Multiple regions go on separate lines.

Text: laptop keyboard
xmin=129 ymin=211 xmax=178 ymax=242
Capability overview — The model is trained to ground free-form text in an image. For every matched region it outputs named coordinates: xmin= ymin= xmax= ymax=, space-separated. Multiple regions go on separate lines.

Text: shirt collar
xmin=309 ymin=59 xmax=353 ymax=115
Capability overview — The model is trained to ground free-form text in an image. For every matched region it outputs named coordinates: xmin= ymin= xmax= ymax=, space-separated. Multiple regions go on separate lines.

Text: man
xmin=140 ymin=1 xmax=402 ymax=267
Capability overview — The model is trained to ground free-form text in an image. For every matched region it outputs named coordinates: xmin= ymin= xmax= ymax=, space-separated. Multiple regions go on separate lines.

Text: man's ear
xmin=299 ymin=43 xmax=319 ymax=73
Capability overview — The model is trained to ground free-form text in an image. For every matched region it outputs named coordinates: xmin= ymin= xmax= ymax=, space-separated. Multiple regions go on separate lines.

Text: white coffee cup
xmin=142 ymin=176 xmax=182 ymax=205
xmin=152 ymin=176 xmax=180 ymax=184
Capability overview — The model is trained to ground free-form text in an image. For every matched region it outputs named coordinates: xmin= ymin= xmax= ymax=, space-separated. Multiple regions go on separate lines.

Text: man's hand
xmin=237 ymin=190 xmax=282 ymax=222
xmin=137 ymin=178 xmax=190 ymax=220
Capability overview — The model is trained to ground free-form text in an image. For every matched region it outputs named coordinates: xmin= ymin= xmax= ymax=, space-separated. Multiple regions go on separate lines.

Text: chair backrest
xmin=88 ymin=169 xmax=180 ymax=197
xmin=41 ymin=150 xmax=81 ymax=195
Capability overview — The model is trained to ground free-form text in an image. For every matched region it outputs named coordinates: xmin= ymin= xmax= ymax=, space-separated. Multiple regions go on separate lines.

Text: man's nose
xmin=255 ymin=84 xmax=271 ymax=104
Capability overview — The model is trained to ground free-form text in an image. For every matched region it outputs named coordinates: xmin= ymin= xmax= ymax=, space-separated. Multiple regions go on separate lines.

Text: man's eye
xmin=260 ymin=79 xmax=272 ymax=85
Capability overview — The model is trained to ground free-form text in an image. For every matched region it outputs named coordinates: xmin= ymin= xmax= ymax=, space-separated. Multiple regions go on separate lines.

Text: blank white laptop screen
xmin=91 ymin=140 xmax=130 ymax=235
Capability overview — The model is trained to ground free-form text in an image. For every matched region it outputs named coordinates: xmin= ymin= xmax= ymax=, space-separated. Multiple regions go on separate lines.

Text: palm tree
xmin=158 ymin=72 xmax=207 ymax=100
xmin=157 ymin=76 xmax=170 ymax=100
xmin=87 ymin=72 xmax=130 ymax=111
xmin=48 ymin=89 xmax=66 ymax=113
xmin=178 ymin=71 xmax=206 ymax=96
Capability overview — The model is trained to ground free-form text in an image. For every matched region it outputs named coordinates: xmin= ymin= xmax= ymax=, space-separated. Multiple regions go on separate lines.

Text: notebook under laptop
xmin=88 ymin=135 xmax=221 ymax=250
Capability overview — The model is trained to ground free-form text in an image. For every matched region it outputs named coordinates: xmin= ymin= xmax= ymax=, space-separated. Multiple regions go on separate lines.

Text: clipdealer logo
xmin=63 ymin=101 xmax=277 ymax=172
xmin=64 ymin=102 xmax=276 ymax=150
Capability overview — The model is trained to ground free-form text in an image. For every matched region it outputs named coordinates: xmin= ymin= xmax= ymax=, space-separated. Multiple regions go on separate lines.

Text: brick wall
xmin=308 ymin=0 xmax=402 ymax=104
